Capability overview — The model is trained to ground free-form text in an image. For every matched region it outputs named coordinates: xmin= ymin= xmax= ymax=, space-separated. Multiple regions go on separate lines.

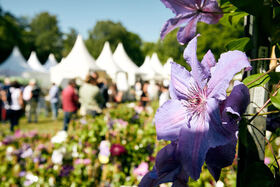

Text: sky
xmin=0 ymin=0 xmax=173 ymax=42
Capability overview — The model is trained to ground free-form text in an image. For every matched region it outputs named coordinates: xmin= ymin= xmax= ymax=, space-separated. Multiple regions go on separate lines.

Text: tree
xmin=196 ymin=22 xmax=244 ymax=60
xmin=62 ymin=28 xmax=78 ymax=57
xmin=86 ymin=20 xmax=144 ymax=66
xmin=30 ymin=12 xmax=62 ymax=63
xmin=0 ymin=12 xmax=25 ymax=63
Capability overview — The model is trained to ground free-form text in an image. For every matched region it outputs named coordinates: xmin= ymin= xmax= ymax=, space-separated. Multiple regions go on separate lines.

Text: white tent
xmin=150 ymin=53 xmax=165 ymax=77
xmin=44 ymin=54 xmax=58 ymax=70
xmin=50 ymin=35 xmax=101 ymax=85
xmin=163 ymin=57 xmax=173 ymax=79
xmin=0 ymin=47 xmax=34 ymax=78
xmin=27 ymin=51 xmax=47 ymax=73
xmin=137 ymin=56 xmax=156 ymax=80
xmin=0 ymin=47 xmax=50 ymax=88
xmin=96 ymin=41 xmax=125 ymax=82
xmin=113 ymin=43 xmax=138 ymax=86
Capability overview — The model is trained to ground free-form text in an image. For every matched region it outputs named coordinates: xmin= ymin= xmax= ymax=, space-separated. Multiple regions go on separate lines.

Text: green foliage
xmin=243 ymin=73 xmax=270 ymax=89
xmin=271 ymin=90 xmax=280 ymax=110
xmin=225 ymin=37 xmax=252 ymax=51
xmin=62 ymin=28 xmax=78 ymax=57
xmin=30 ymin=12 xmax=63 ymax=62
xmin=156 ymin=29 xmax=186 ymax=66
xmin=0 ymin=12 xmax=26 ymax=63
xmin=196 ymin=22 xmax=244 ymax=60
xmin=86 ymin=20 xmax=144 ymax=66
xmin=240 ymin=162 xmax=275 ymax=187
xmin=237 ymin=119 xmax=276 ymax=186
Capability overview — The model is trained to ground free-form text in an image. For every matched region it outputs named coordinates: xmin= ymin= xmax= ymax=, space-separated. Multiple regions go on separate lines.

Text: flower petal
xmin=177 ymin=14 xmax=200 ymax=44
xmin=207 ymin=50 xmax=251 ymax=101
xmin=201 ymin=49 xmax=216 ymax=78
xmin=223 ymin=81 xmax=250 ymax=119
xmin=207 ymin=98 xmax=234 ymax=148
xmin=160 ymin=0 xmax=197 ymax=15
xmin=154 ymin=143 xmax=182 ymax=185
xmin=139 ymin=167 xmax=157 ymax=187
xmin=169 ymin=61 xmax=192 ymax=100
xmin=172 ymin=168 xmax=189 ymax=187
xmin=221 ymin=81 xmax=250 ymax=131
xmin=156 ymin=143 xmax=179 ymax=174
xmin=183 ymin=35 xmax=208 ymax=87
xmin=155 ymin=99 xmax=187 ymax=141
xmin=178 ymin=114 xmax=209 ymax=180
xmin=200 ymin=0 xmax=223 ymax=24
xmin=205 ymin=141 xmax=237 ymax=181
xmin=161 ymin=12 xmax=197 ymax=41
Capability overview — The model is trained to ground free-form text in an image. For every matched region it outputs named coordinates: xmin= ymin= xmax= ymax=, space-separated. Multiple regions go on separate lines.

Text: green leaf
xmin=243 ymin=73 xmax=270 ymax=89
xmin=230 ymin=11 xmax=248 ymax=25
xmin=271 ymin=90 xmax=280 ymax=110
xmin=229 ymin=0 xmax=266 ymax=16
xmin=240 ymin=162 xmax=275 ymax=187
xmin=225 ymin=37 xmax=252 ymax=51
xmin=268 ymin=72 xmax=280 ymax=84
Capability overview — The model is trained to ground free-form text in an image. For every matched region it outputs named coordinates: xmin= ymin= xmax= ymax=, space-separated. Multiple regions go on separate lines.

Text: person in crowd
xmin=62 ymin=79 xmax=79 ymax=131
xmin=140 ymin=81 xmax=150 ymax=108
xmin=159 ymin=84 xmax=170 ymax=106
xmin=8 ymin=81 xmax=24 ymax=132
xmin=147 ymin=80 xmax=159 ymax=101
xmin=97 ymin=78 xmax=109 ymax=108
xmin=0 ymin=78 xmax=11 ymax=123
xmin=135 ymin=81 xmax=142 ymax=101
xmin=92 ymin=72 xmax=108 ymax=108
xmin=23 ymin=79 xmax=40 ymax=123
xmin=79 ymin=75 xmax=104 ymax=117
xmin=49 ymin=83 xmax=60 ymax=120
xmin=108 ymin=84 xmax=117 ymax=103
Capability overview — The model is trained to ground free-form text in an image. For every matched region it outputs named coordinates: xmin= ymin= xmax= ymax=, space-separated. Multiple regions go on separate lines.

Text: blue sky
xmin=0 ymin=0 xmax=173 ymax=42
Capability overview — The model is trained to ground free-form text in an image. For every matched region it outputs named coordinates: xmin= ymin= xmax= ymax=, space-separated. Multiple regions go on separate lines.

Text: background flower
xmin=160 ymin=0 xmax=223 ymax=44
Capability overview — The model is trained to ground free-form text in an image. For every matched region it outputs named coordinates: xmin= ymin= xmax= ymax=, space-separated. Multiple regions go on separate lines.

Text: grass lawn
xmin=0 ymin=112 xmax=65 ymax=135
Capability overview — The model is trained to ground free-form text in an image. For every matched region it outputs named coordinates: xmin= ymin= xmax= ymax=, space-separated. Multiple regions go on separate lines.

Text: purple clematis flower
xmin=161 ymin=0 xmax=223 ymax=44
xmin=154 ymin=35 xmax=251 ymax=182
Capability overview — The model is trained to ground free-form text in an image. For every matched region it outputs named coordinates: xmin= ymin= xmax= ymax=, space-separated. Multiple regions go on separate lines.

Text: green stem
xmin=249 ymin=58 xmax=280 ymax=62
xmin=247 ymin=123 xmax=280 ymax=170
xmin=248 ymin=82 xmax=280 ymax=123
xmin=243 ymin=111 xmax=280 ymax=116
xmin=245 ymin=63 xmax=280 ymax=87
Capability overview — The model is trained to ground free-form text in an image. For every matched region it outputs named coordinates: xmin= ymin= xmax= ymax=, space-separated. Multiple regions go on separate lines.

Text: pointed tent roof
xmin=96 ymin=41 xmax=123 ymax=80
xmin=0 ymin=47 xmax=35 ymax=77
xmin=163 ymin=57 xmax=173 ymax=78
xmin=63 ymin=34 xmax=100 ymax=71
xmin=44 ymin=54 xmax=58 ymax=70
xmin=50 ymin=35 xmax=101 ymax=84
xmin=138 ymin=56 xmax=156 ymax=79
xmin=113 ymin=43 xmax=138 ymax=72
xmin=150 ymin=53 xmax=164 ymax=76
xmin=27 ymin=51 xmax=47 ymax=72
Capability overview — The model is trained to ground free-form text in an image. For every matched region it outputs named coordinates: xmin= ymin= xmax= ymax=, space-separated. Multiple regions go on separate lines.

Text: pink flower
xmin=134 ymin=162 xmax=149 ymax=177
xmin=264 ymin=157 xmax=271 ymax=165
xmin=110 ymin=144 xmax=126 ymax=156
xmin=83 ymin=159 xmax=91 ymax=165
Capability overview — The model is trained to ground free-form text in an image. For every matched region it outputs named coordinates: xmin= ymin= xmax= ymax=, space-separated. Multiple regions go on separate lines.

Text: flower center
xmin=181 ymin=82 xmax=207 ymax=116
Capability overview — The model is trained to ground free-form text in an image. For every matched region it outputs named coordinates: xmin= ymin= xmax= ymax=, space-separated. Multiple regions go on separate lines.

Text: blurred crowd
xmin=0 ymin=74 xmax=170 ymax=132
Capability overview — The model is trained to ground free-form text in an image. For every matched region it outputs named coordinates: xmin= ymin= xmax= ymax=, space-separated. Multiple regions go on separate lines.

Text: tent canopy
xmin=50 ymin=35 xmax=101 ymax=85
xmin=27 ymin=51 xmax=47 ymax=72
xmin=44 ymin=54 xmax=58 ymax=70
xmin=113 ymin=43 xmax=138 ymax=85
xmin=0 ymin=47 xmax=34 ymax=78
xmin=163 ymin=57 xmax=173 ymax=79
xmin=138 ymin=54 xmax=165 ymax=80
xmin=96 ymin=41 xmax=124 ymax=81
xmin=150 ymin=53 xmax=164 ymax=77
